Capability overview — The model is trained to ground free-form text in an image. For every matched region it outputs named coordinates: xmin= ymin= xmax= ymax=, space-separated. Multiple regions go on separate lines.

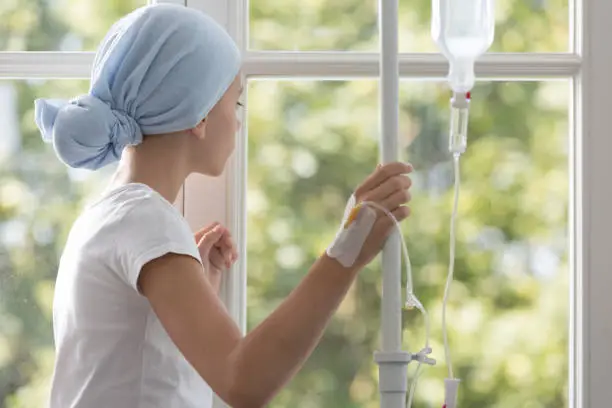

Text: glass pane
xmin=247 ymin=79 xmax=569 ymax=407
xmin=0 ymin=1 xmax=147 ymax=51
xmin=0 ymin=80 xmax=113 ymax=406
xmin=249 ymin=0 xmax=378 ymax=51
xmin=249 ymin=0 xmax=568 ymax=52
xmin=399 ymin=0 xmax=569 ymax=52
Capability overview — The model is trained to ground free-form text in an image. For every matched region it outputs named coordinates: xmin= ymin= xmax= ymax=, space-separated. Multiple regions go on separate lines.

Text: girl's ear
xmin=190 ymin=119 xmax=207 ymax=139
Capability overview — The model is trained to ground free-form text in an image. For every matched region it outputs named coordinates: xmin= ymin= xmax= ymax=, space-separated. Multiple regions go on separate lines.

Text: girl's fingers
xmin=219 ymin=228 xmax=238 ymax=262
xmin=380 ymin=189 xmax=412 ymax=211
xmin=195 ymin=222 xmax=220 ymax=242
xmin=214 ymin=229 xmax=238 ymax=267
xmin=361 ymin=175 xmax=412 ymax=204
xmin=208 ymin=247 xmax=226 ymax=271
xmin=354 ymin=162 xmax=413 ymax=199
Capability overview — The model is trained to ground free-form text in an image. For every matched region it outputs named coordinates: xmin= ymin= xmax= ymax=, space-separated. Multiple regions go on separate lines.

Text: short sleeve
xmin=111 ymin=194 xmax=202 ymax=292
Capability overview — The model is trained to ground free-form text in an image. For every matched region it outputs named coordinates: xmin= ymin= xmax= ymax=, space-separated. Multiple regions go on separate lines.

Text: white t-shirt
xmin=49 ymin=183 xmax=212 ymax=408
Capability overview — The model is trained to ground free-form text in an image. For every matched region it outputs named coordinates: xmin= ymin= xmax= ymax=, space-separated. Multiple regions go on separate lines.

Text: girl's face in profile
xmin=192 ymin=74 xmax=243 ymax=176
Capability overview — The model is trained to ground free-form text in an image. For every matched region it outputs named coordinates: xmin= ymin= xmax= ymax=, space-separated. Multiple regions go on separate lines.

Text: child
xmin=35 ymin=4 xmax=413 ymax=408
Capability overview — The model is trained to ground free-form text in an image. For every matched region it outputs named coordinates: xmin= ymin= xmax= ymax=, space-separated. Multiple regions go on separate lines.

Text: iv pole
xmin=375 ymin=0 xmax=495 ymax=405
xmin=375 ymin=0 xmax=412 ymax=406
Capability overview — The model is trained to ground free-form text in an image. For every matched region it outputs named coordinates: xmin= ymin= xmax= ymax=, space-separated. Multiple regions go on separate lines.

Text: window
xmin=249 ymin=0 xmax=569 ymax=52
xmin=1 ymin=1 xmax=611 ymax=408
xmin=246 ymin=79 xmax=569 ymax=407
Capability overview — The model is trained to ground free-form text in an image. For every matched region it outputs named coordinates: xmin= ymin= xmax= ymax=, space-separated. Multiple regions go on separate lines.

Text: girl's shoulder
xmin=72 ymin=183 xmax=189 ymax=247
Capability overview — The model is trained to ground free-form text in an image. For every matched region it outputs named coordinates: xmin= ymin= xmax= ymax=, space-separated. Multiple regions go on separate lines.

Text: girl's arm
xmin=139 ymin=161 xmax=413 ymax=408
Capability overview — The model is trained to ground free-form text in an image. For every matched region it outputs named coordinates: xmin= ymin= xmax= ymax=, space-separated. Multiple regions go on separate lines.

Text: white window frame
xmin=1 ymin=0 xmax=611 ymax=406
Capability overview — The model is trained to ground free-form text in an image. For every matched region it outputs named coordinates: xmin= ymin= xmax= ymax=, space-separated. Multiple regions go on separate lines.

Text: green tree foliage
xmin=0 ymin=1 xmax=569 ymax=407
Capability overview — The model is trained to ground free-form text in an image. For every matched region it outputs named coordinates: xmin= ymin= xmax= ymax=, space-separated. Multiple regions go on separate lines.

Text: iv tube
xmin=361 ymin=88 xmax=469 ymax=405
xmin=359 ymin=200 xmax=433 ymax=408
xmin=444 ymin=91 xmax=469 ymax=379
xmin=364 ymin=99 xmax=466 ymax=406
xmin=359 ymin=201 xmax=429 ymax=331
xmin=441 ymin=91 xmax=468 ymax=408
xmin=442 ymin=152 xmax=461 ymax=379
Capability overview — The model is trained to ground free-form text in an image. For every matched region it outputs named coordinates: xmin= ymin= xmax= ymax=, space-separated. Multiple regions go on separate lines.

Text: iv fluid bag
xmin=432 ymin=0 xmax=495 ymax=93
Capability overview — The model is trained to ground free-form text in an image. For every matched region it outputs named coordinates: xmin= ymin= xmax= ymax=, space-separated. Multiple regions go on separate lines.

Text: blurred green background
xmin=0 ymin=0 xmax=569 ymax=407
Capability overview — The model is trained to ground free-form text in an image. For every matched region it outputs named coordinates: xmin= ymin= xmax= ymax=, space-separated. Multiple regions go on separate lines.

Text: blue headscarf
xmin=34 ymin=4 xmax=241 ymax=170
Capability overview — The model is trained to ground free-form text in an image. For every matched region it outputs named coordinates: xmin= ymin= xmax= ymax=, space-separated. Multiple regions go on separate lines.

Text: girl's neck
xmin=109 ymin=140 xmax=191 ymax=204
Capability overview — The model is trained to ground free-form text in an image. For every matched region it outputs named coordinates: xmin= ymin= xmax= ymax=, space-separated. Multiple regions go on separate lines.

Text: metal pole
xmin=375 ymin=0 xmax=411 ymax=406
xmin=379 ymin=0 xmax=401 ymax=354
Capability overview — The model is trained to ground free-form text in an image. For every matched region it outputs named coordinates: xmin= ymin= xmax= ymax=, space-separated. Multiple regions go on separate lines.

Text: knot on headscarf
xmin=34 ymin=4 xmax=241 ymax=170
xmin=35 ymin=95 xmax=143 ymax=169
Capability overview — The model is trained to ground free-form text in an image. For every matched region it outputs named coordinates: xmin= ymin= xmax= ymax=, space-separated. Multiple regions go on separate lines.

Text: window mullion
xmin=574 ymin=0 xmax=612 ymax=407
xmin=0 ymin=51 xmax=580 ymax=80
xmin=182 ymin=0 xmax=248 ymax=340
xmin=224 ymin=0 xmax=249 ymax=336
xmin=0 ymin=52 xmax=93 ymax=79
xmin=148 ymin=0 xmax=186 ymax=5
xmin=243 ymin=52 xmax=581 ymax=78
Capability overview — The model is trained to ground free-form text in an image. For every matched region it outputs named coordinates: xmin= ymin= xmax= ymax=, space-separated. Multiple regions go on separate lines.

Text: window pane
xmin=0 ymin=1 xmax=146 ymax=51
xmin=0 ymin=80 xmax=113 ymax=406
xmin=247 ymin=79 xmax=569 ymax=407
xmin=249 ymin=0 xmax=378 ymax=51
xmin=249 ymin=0 xmax=568 ymax=52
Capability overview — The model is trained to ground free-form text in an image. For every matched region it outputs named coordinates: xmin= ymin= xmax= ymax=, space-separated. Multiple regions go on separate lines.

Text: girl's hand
xmin=351 ymin=162 xmax=413 ymax=269
xmin=195 ymin=222 xmax=238 ymax=294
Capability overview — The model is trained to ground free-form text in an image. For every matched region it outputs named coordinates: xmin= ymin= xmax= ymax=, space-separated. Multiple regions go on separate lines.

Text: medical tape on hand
xmin=326 ymin=194 xmax=377 ymax=267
